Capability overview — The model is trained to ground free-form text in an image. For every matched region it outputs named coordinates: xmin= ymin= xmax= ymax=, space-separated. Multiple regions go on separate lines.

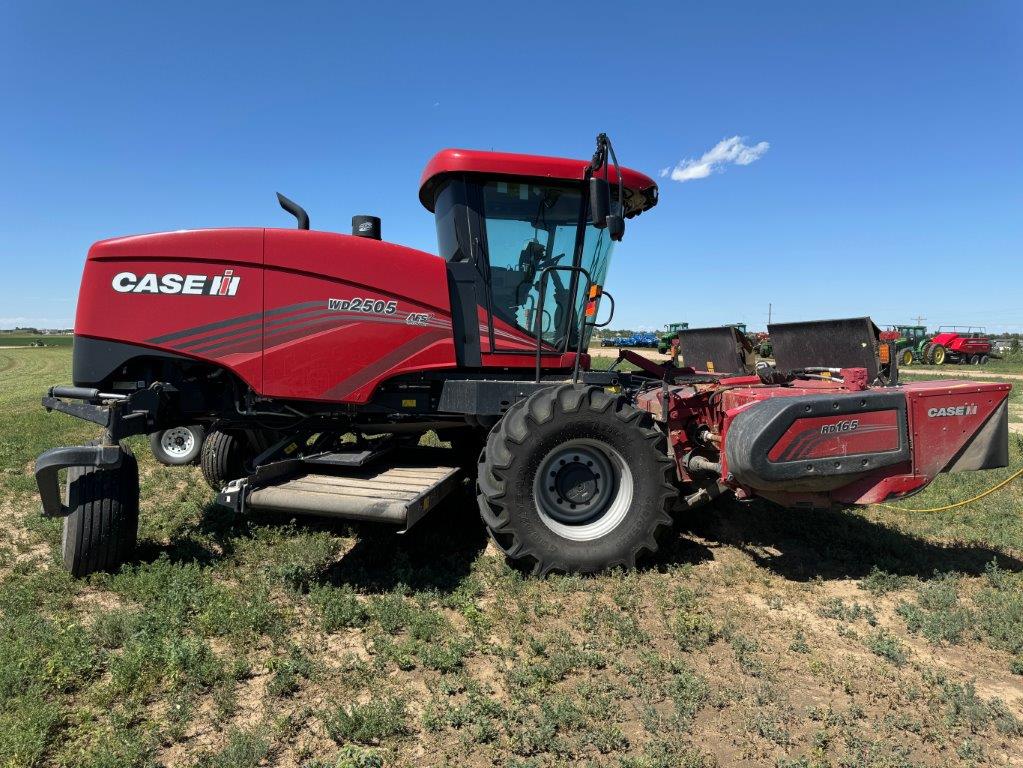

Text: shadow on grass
xmin=677 ymin=496 xmax=1023 ymax=582
xmin=317 ymin=496 xmax=489 ymax=594
xmin=135 ymin=483 xmax=1020 ymax=589
xmin=135 ymin=500 xmax=249 ymax=567
xmin=137 ymin=486 xmax=489 ymax=595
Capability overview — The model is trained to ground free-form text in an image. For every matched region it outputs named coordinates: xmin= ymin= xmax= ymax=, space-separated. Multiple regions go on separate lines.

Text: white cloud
xmin=660 ymin=136 xmax=770 ymax=183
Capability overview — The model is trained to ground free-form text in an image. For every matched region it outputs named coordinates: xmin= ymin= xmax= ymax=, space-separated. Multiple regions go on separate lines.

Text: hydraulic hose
xmin=878 ymin=465 xmax=1023 ymax=513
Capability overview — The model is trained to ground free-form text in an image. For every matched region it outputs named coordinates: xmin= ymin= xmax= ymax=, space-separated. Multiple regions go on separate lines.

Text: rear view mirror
xmin=589 ymin=177 xmax=610 ymax=228
xmin=607 ymin=214 xmax=625 ymax=241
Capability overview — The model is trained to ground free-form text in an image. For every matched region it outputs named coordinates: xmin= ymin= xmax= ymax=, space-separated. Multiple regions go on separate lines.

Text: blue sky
xmin=2 ymin=1 xmax=1021 ymax=332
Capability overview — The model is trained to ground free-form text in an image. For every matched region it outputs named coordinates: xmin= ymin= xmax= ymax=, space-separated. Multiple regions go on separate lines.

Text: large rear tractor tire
xmin=477 ymin=384 xmax=676 ymax=575
xmin=929 ymin=344 xmax=947 ymax=365
xmin=200 ymin=430 xmax=248 ymax=491
xmin=62 ymin=448 xmax=140 ymax=577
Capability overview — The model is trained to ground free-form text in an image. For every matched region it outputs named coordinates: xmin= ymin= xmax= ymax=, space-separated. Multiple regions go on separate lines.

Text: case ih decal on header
xmin=111 ymin=269 xmax=240 ymax=296
xmin=929 ymin=404 xmax=979 ymax=418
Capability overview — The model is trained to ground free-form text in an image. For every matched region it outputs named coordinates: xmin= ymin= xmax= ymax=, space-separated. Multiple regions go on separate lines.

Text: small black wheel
xmin=477 ymin=384 xmax=676 ymax=575
xmin=200 ymin=430 xmax=247 ymax=491
xmin=149 ymin=425 xmax=205 ymax=466
xmin=980 ymin=354 xmax=990 ymax=365
xmin=63 ymin=447 xmax=139 ymax=577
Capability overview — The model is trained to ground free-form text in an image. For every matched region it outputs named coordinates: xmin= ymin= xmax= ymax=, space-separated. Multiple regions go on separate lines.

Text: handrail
xmin=533 ymin=265 xmax=594 ymax=384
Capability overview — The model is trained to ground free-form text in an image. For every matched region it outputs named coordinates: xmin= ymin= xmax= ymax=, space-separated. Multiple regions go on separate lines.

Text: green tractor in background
xmin=727 ymin=323 xmax=773 ymax=358
xmin=887 ymin=325 xmax=930 ymax=366
xmin=657 ymin=322 xmax=689 ymax=354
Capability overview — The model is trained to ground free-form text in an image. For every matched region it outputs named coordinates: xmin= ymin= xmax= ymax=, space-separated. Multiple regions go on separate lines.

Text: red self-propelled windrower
xmin=34 ymin=134 xmax=1011 ymax=578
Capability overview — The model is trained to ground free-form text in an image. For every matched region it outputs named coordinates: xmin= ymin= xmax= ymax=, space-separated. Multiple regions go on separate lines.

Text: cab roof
xmin=418 ymin=148 xmax=658 ymax=217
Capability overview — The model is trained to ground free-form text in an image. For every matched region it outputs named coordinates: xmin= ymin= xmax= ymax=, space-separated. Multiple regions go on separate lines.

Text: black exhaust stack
xmin=276 ymin=193 xmax=310 ymax=230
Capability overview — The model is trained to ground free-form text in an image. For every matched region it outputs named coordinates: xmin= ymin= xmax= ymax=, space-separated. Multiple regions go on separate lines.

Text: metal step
xmin=303 ymin=441 xmax=394 ymax=468
xmin=219 ymin=451 xmax=462 ymax=531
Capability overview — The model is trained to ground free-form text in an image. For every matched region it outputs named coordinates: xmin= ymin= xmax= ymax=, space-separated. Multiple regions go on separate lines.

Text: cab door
xmin=477 ymin=179 xmax=584 ymax=354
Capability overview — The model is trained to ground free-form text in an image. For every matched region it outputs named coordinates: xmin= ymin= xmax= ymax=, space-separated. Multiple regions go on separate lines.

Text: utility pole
xmin=768 ymin=303 xmax=772 ymax=325
xmin=913 ymin=315 xmax=926 ymax=326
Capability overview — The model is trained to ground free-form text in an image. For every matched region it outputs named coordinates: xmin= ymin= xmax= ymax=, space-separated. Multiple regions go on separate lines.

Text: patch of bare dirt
xmin=587 ymin=345 xmax=668 ymax=361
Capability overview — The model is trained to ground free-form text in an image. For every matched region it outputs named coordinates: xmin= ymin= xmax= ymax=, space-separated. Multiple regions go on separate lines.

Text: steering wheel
xmin=537 ymin=252 xmax=566 ymax=271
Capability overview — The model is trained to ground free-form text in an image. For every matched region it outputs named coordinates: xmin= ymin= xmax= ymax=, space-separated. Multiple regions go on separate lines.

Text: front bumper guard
xmin=35 ymin=443 xmax=125 ymax=517
xmin=36 ymin=384 xmax=162 ymax=518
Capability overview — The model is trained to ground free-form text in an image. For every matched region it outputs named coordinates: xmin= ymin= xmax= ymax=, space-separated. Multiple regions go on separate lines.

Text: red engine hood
xmin=74 ymin=228 xmax=457 ymax=401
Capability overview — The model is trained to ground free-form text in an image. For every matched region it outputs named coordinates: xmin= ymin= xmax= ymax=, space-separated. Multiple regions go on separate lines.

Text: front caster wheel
xmin=63 ymin=447 xmax=139 ymax=577
xmin=477 ymin=384 xmax=676 ymax=575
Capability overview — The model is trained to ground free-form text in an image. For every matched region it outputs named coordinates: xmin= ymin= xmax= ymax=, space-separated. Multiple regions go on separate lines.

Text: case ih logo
xmin=928 ymin=404 xmax=978 ymax=418
xmin=112 ymin=270 xmax=240 ymax=296
xmin=820 ymin=419 xmax=859 ymax=435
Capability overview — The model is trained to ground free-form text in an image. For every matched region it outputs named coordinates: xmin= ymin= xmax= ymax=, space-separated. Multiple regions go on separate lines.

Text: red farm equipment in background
xmin=923 ymin=326 xmax=998 ymax=366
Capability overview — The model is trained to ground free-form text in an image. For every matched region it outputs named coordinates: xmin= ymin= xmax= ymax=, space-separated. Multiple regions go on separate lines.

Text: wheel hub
xmin=555 ymin=462 xmax=598 ymax=505
xmin=161 ymin=427 xmax=195 ymax=456
xmin=533 ymin=439 xmax=633 ymax=540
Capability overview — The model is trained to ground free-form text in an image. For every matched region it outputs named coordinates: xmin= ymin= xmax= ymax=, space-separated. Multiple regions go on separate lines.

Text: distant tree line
xmin=0 ymin=327 xmax=73 ymax=335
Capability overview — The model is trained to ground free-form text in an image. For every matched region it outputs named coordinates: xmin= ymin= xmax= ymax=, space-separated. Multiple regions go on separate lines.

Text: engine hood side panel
xmin=74 ymin=229 xmax=265 ymax=390
xmin=260 ymin=229 xmax=456 ymax=403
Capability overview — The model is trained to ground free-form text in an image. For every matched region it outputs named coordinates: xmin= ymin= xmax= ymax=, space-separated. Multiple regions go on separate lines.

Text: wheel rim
xmin=901 ymin=349 xmax=913 ymax=365
xmin=532 ymin=438 xmax=633 ymax=542
xmin=933 ymin=347 xmax=945 ymax=364
xmin=160 ymin=427 xmax=196 ymax=457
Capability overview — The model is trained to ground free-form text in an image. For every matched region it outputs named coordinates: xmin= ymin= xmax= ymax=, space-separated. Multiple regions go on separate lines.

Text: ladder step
xmin=303 ymin=440 xmax=394 ymax=468
xmin=242 ymin=457 xmax=462 ymax=531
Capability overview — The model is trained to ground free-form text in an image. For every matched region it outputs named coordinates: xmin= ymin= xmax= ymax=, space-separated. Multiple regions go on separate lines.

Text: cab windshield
xmin=482 ymin=180 xmax=614 ymax=351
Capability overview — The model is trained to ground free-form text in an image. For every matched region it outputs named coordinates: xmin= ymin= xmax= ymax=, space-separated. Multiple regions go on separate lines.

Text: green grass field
xmin=2 ymin=347 xmax=1022 ymax=768
xmin=904 ymin=357 xmax=1023 ymax=376
xmin=0 ymin=334 xmax=74 ymax=348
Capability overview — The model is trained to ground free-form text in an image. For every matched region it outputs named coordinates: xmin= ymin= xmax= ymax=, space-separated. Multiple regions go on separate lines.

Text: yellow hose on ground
xmin=878 ymin=466 xmax=1023 ymax=513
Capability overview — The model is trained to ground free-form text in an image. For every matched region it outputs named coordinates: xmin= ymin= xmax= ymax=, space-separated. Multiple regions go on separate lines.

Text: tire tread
xmin=63 ymin=448 xmax=139 ymax=577
xmin=477 ymin=384 xmax=676 ymax=574
xmin=200 ymin=430 xmax=244 ymax=491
